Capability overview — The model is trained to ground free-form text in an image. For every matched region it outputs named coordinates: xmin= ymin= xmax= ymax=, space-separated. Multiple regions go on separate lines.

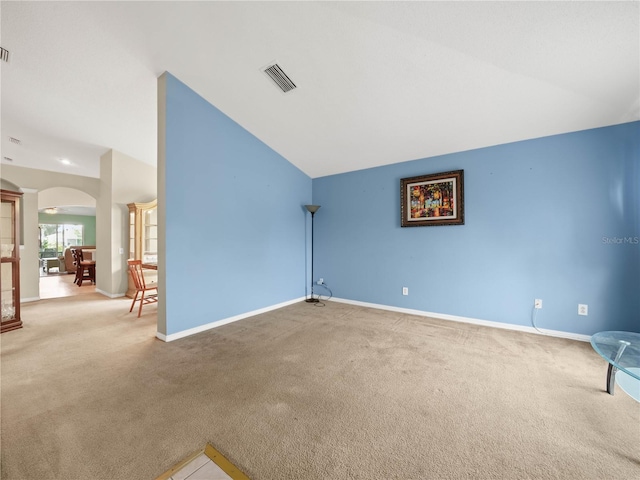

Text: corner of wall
xmin=156 ymin=72 xmax=167 ymax=337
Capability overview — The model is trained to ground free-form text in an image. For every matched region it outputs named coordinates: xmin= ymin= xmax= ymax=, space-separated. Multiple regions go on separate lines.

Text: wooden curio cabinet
xmin=1 ymin=189 xmax=23 ymax=333
xmin=127 ymin=199 xmax=157 ymax=297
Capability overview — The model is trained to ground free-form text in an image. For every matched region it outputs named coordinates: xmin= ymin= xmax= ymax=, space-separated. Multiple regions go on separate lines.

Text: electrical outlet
xmin=317 ymin=278 xmax=323 ymax=285
xmin=119 ymin=247 xmax=124 ymax=255
xmin=578 ymin=304 xmax=588 ymax=316
xmin=402 ymin=287 xmax=408 ymax=296
xmin=534 ymin=299 xmax=542 ymax=309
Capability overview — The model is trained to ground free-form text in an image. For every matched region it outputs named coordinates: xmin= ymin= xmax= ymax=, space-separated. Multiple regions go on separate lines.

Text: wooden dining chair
xmin=127 ymin=259 xmax=158 ymax=317
xmin=71 ymin=248 xmax=96 ymax=286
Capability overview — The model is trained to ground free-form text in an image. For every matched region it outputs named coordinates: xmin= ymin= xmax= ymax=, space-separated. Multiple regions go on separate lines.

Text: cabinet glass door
xmin=142 ymin=207 xmax=157 ymax=264
xmin=129 ymin=211 xmax=135 ymax=259
xmin=1 ymin=262 xmax=17 ymax=321
xmin=1 ymin=199 xmax=16 ymax=321
xmin=1 ymin=191 xmax=22 ymax=332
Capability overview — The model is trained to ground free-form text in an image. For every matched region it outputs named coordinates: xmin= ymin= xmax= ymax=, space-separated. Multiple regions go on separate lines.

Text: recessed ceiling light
xmin=43 ymin=208 xmax=58 ymax=214
xmin=60 ymin=159 xmax=71 ymax=165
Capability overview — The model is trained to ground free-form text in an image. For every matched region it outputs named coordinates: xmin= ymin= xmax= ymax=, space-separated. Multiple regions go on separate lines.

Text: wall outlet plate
xmin=402 ymin=287 xmax=408 ymax=296
xmin=534 ymin=299 xmax=542 ymax=309
xmin=578 ymin=304 xmax=588 ymax=316
xmin=317 ymin=278 xmax=323 ymax=285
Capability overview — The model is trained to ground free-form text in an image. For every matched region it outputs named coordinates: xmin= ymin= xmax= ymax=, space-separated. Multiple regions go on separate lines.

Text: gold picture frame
xmin=400 ymin=170 xmax=464 ymax=227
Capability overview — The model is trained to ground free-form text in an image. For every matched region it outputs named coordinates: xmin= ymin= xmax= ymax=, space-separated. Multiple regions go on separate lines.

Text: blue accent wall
xmin=164 ymin=74 xmax=312 ymax=335
xmin=313 ymin=122 xmax=640 ymax=335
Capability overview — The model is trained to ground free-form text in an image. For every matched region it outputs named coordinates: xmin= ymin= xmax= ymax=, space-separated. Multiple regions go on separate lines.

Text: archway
xmin=37 ymin=187 xmax=98 ymax=298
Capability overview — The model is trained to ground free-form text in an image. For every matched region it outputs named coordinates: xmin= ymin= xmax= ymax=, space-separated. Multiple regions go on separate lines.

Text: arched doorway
xmin=37 ymin=187 xmax=97 ymax=299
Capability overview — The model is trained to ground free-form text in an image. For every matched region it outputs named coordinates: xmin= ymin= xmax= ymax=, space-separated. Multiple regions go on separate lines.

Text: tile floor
xmin=39 ymin=271 xmax=96 ymax=299
xmin=169 ymin=453 xmax=232 ymax=480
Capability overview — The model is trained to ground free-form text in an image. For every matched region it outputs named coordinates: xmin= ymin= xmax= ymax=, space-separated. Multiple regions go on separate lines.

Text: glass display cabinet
xmin=1 ymin=189 xmax=23 ymax=333
xmin=127 ymin=199 xmax=158 ymax=297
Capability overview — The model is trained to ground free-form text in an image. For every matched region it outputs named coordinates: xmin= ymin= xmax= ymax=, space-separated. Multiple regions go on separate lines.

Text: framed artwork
xmin=400 ymin=170 xmax=464 ymax=227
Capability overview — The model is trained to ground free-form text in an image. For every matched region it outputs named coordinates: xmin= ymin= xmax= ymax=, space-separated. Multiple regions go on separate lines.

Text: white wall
xmin=97 ymin=150 xmax=156 ymax=296
xmin=157 ymin=74 xmax=167 ymax=335
xmin=20 ymin=190 xmax=40 ymax=301
xmin=3 ymin=160 xmax=155 ymax=301
xmin=2 ymin=165 xmax=100 ymax=301
xmin=38 ymin=187 xmax=96 ymax=209
xmin=1 ymin=164 xmax=100 ymax=198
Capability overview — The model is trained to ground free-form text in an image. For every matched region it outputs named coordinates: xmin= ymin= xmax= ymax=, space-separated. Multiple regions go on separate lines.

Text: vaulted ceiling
xmin=1 ymin=1 xmax=638 ymax=179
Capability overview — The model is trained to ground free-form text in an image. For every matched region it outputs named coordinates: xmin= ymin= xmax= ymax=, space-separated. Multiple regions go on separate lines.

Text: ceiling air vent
xmin=263 ymin=63 xmax=297 ymax=93
xmin=0 ymin=47 xmax=9 ymax=63
xmin=3 ymin=156 xmax=14 ymax=162
xmin=8 ymin=136 xmax=21 ymax=145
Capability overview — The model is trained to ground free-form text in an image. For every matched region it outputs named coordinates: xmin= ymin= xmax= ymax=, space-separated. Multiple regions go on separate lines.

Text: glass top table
xmin=590 ymin=331 xmax=640 ymax=399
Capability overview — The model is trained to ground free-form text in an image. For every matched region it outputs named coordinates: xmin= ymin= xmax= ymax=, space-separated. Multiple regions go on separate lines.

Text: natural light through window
xmin=38 ymin=224 xmax=84 ymax=258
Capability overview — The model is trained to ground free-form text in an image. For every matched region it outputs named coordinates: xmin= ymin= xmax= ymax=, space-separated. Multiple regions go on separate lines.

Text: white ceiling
xmin=1 ymin=1 xmax=638 ymax=180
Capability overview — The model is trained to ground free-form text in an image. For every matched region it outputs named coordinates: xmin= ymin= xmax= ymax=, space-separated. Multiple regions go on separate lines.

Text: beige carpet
xmin=1 ymin=294 xmax=638 ymax=479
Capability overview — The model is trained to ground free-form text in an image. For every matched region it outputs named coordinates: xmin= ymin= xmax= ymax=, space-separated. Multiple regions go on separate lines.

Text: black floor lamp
xmin=305 ymin=205 xmax=321 ymax=303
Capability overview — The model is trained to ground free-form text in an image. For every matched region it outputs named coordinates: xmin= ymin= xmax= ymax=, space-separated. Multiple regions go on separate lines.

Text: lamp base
xmin=305 ymin=297 xmax=320 ymax=303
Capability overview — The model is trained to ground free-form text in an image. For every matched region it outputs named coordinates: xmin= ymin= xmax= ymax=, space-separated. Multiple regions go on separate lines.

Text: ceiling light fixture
xmin=60 ymin=159 xmax=71 ymax=165
xmin=43 ymin=208 xmax=58 ymax=214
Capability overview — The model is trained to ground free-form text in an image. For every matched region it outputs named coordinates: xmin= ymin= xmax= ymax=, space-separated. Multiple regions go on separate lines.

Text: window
xmin=38 ymin=224 xmax=84 ymax=258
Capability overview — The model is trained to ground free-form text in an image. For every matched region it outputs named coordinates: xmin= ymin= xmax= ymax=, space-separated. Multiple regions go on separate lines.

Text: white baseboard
xmin=155 ymin=295 xmax=592 ymax=344
xmin=21 ymin=297 xmax=40 ymax=303
xmin=330 ymin=297 xmax=591 ymax=343
xmin=96 ymin=289 xmax=126 ymax=299
xmin=157 ymin=296 xmax=307 ymax=342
